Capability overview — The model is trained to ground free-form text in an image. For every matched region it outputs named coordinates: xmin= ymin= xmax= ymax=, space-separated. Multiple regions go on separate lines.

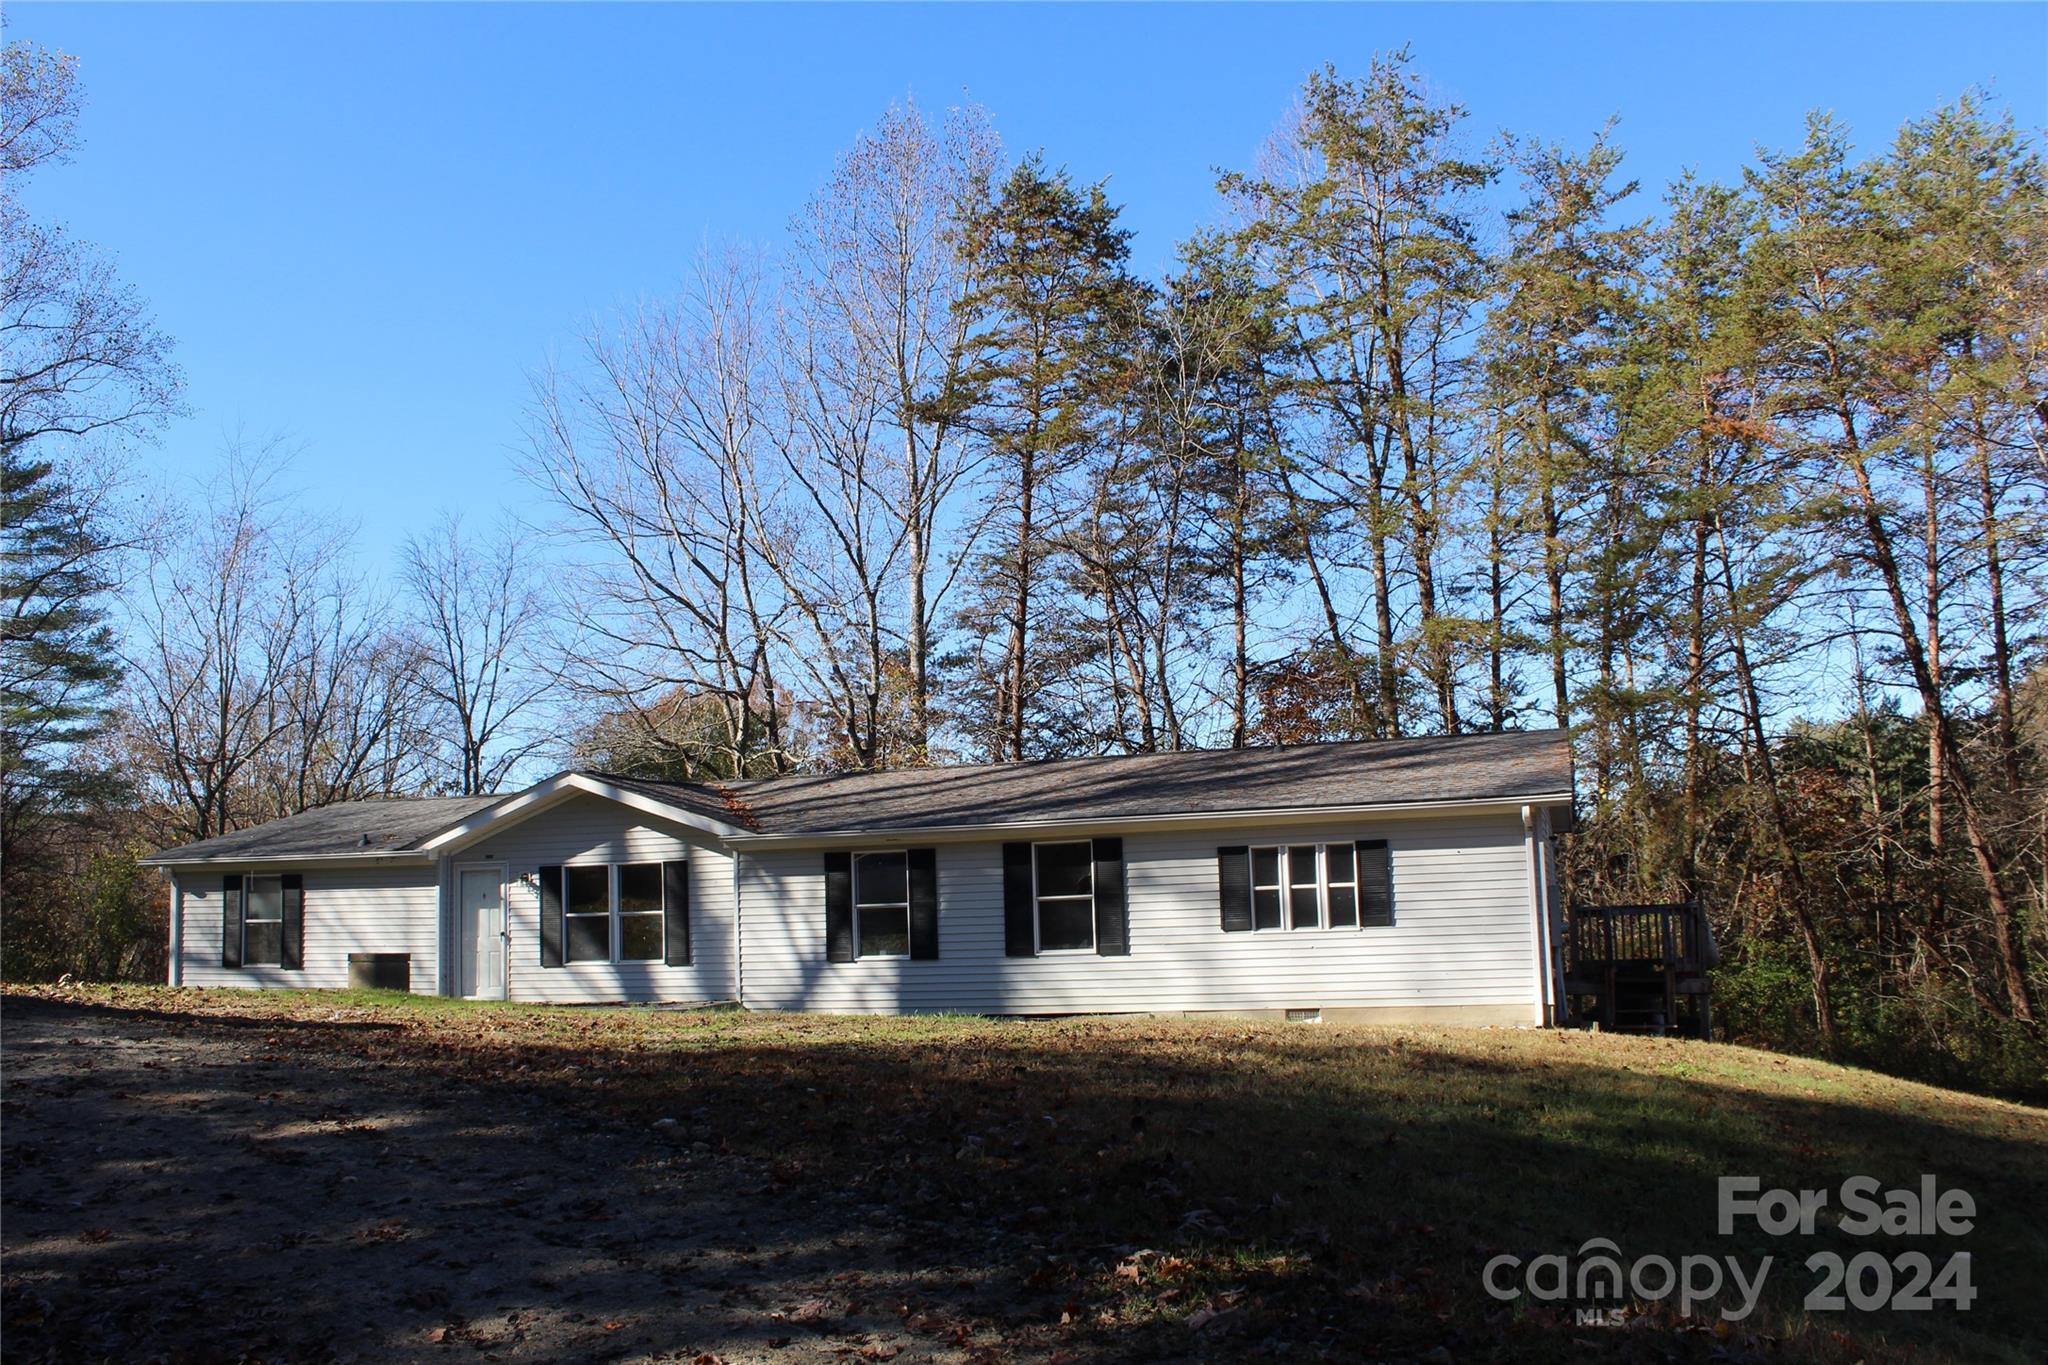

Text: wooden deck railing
xmin=1568 ymin=902 xmax=1713 ymax=973
xmin=1566 ymin=901 xmax=1718 ymax=1036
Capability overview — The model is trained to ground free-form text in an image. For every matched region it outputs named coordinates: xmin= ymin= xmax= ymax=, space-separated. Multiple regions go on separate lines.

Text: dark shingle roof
xmin=586 ymin=773 xmax=764 ymax=831
xmin=141 ymin=796 xmax=499 ymax=864
xmin=145 ymin=730 xmax=1570 ymax=862
xmin=703 ymin=728 xmax=1569 ymax=836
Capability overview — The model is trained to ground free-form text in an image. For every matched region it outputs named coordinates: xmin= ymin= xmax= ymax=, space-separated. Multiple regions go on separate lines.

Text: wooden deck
xmin=1564 ymin=902 xmax=1715 ymax=1037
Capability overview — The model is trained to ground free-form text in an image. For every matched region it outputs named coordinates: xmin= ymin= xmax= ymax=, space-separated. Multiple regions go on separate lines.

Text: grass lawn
xmin=3 ymin=984 xmax=2042 ymax=1363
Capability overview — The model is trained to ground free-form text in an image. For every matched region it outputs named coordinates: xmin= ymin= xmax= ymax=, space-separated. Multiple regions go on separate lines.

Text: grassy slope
xmin=8 ymin=984 xmax=2042 ymax=1363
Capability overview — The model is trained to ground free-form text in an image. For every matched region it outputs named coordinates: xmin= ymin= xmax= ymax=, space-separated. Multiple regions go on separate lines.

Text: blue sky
xmin=14 ymin=2 xmax=2047 ymax=573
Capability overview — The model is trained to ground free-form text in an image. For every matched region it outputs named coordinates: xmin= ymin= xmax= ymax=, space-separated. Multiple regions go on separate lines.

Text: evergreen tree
xmin=1223 ymin=52 xmax=1495 ymax=736
xmin=1149 ymin=237 xmax=1297 ymax=747
xmin=1481 ymin=127 xmax=1644 ymax=739
xmin=1 ymin=451 xmax=127 ymax=846
xmin=936 ymin=158 xmax=1142 ymax=760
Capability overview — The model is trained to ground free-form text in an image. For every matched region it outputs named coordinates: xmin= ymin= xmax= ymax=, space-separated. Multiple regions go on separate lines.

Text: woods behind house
xmin=4 ymin=44 xmax=2044 ymax=1097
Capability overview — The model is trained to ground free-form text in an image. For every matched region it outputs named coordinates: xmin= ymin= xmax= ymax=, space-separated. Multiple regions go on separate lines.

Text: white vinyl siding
xmin=177 ymin=864 xmax=438 ymax=993
xmin=478 ymin=794 xmax=735 ymax=1004
xmin=736 ymin=812 xmax=1538 ymax=1015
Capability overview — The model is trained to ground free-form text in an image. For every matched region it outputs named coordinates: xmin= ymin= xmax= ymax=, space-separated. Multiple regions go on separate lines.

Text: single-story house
xmin=142 ymin=729 xmax=1574 ymax=1025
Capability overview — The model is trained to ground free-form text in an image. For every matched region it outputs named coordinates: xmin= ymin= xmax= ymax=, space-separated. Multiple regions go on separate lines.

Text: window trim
xmin=560 ymin=861 xmax=667 ymax=966
xmin=614 ymin=862 xmax=666 ymax=964
xmin=1285 ymin=844 xmax=1322 ymax=930
xmin=1245 ymin=844 xmax=1366 ymax=932
xmin=1325 ymin=841 xmax=1361 ymax=929
xmin=562 ymin=864 xmax=614 ymax=964
xmin=242 ymin=872 xmax=285 ymax=965
xmin=1031 ymin=839 xmax=1097 ymax=953
xmin=1249 ymin=845 xmax=1285 ymax=931
xmin=851 ymin=849 xmax=912 ymax=961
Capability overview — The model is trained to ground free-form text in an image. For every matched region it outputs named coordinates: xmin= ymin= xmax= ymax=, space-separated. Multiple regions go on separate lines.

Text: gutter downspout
xmin=731 ymin=846 xmax=743 ymax=1009
xmin=168 ymin=871 xmax=183 ymax=986
xmin=435 ymin=856 xmax=450 ymax=997
xmin=1522 ymin=805 xmax=1552 ymax=1027
xmin=1539 ymin=808 xmax=1567 ymax=1023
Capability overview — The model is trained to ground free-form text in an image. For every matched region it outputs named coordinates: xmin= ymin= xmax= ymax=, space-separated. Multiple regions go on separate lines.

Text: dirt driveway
xmin=1 ymin=995 xmax=1032 ymax=1364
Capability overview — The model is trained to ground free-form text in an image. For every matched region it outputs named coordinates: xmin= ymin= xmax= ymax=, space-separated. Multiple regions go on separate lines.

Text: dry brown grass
xmin=5 ymin=983 xmax=2042 ymax=1363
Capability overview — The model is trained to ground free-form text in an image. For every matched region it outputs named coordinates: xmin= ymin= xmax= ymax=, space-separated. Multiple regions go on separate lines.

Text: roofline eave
xmin=139 ymin=850 xmax=438 ymax=869
xmin=722 ymin=791 xmax=1578 ymax=847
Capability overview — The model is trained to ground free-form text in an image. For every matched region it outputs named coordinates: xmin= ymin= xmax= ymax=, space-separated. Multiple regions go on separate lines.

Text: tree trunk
xmin=1367 ymin=426 xmax=1399 ymax=737
xmin=1229 ymin=451 xmax=1250 ymax=748
xmin=1840 ymin=410 xmax=2034 ymax=1020
xmin=905 ymin=426 xmax=931 ymax=762
xmin=1713 ymin=513 xmax=1838 ymax=1047
xmin=1006 ymin=451 xmax=1034 ymax=763
xmin=1921 ymin=447 xmax=1946 ymax=933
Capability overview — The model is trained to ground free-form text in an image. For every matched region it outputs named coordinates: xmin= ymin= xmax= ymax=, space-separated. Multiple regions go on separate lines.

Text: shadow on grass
xmin=4 ymin=992 xmax=2042 ymax=1364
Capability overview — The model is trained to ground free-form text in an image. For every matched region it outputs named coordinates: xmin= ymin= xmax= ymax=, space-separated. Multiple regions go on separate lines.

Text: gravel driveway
xmin=1 ymin=995 xmax=1032 ymax=1364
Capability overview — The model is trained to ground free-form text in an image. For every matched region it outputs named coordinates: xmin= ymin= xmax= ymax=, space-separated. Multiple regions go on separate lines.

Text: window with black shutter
xmin=1032 ymin=841 xmax=1096 ymax=951
xmin=243 ymin=875 xmax=285 ymax=965
xmin=830 ymin=849 xmax=940 ymax=961
xmin=564 ymin=866 xmax=611 ymax=963
xmin=616 ymin=863 xmax=664 ymax=961
xmin=221 ymin=872 xmax=302 ymax=969
xmin=1222 ymin=842 xmax=1379 ymax=932
xmin=853 ymin=851 xmax=910 ymax=958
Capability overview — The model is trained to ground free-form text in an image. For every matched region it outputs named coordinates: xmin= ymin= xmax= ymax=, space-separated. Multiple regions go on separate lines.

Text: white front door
xmin=458 ymin=868 xmax=505 ymax=1000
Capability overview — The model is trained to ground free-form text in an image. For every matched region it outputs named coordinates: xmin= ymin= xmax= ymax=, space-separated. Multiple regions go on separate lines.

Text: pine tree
xmin=1 ymin=451 xmax=129 ymax=847
xmin=936 ymin=159 xmax=1141 ymax=760
xmin=1150 ymin=237 xmax=1297 ymax=747
xmin=1223 ymin=52 xmax=1494 ymax=736
xmin=1482 ymin=128 xmax=1644 ymax=739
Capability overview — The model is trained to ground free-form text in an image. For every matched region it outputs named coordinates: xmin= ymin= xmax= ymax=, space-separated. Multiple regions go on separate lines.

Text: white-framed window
xmin=1325 ymin=842 xmax=1359 ymax=927
xmin=1032 ymin=841 xmax=1096 ymax=952
xmin=564 ymin=866 xmax=610 ymax=963
xmin=1251 ymin=846 xmax=1283 ymax=929
xmin=1287 ymin=845 xmax=1321 ymax=928
xmin=243 ymin=874 xmax=285 ymax=965
xmin=564 ymin=863 xmax=665 ymax=964
xmin=1248 ymin=844 xmax=1361 ymax=931
xmin=854 ymin=851 xmax=910 ymax=958
xmin=616 ymin=863 xmax=664 ymax=962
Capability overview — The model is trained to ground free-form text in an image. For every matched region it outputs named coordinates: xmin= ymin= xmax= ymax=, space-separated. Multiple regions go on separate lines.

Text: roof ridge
xmin=720 ymin=727 xmax=1564 ymax=788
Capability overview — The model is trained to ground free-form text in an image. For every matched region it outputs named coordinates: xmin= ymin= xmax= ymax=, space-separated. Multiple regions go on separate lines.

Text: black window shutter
xmin=539 ymin=865 xmax=564 ymax=967
xmin=1092 ymin=837 xmax=1128 ymax=956
xmin=663 ymin=860 xmax=692 ymax=966
xmin=1002 ymin=842 xmax=1035 ymax=957
xmin=1217 ymin=846 xmax=1251 ymax=932
xmin=825 ymin=851 xmax=854 ymax=962
xmin=280 ymin=873 xmax=304 ymax=970
xmin=1357 ymin=840 xmax=1394 ymax=926
xmin=907 ymin=847 xmax=939 ymax=960
xmin=221 ymin=873 xmax=244 ymax=968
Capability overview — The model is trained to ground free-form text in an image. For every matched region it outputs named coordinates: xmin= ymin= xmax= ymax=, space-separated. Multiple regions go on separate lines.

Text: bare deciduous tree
xmin=524 ymin=249 xmax=792 ymax=780
xmin=401 ymin=513 xmax=550 ymax=794
xmin=782 ymin=98 xmax=998 ymax=761
xmin=1 ymin=42 xmax=181 ymax=464
xmin=123 ymin=444 xmax=425 ymax=842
